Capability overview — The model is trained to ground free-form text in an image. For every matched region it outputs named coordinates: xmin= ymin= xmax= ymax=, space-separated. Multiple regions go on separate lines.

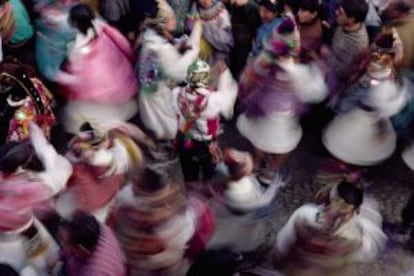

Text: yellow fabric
xmin=113 ymin=133 xmax=143 ymax=168
xmin=199 ymin=36 xmax=213 ymax=62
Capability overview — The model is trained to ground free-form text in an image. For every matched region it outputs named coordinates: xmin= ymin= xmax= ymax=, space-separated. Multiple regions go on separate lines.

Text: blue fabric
xmin=9 ymin=0 xmax=34 ymax=44
xmin=34 ymin=3 xmax=75 ymax=81
xmin=251 ymin=17 xmax=282 ymax=57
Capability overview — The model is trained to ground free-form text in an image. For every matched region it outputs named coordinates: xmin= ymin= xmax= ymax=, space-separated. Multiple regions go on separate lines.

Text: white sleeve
xmin=29 ymin=123 xmax=72 ymax=195
xmin=276 ymin=205 xmax=318 ymax=256
xmin=203 ymin=69 xmax=238 ymax=119
xmin=156 ymin=21 xmax=202 ymax=82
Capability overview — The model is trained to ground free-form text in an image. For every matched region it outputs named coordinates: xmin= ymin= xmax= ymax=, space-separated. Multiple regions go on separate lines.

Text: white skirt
xmin=402 ymin=143 xmax=414 ymax=171
xmin=139 ymin=85 xmax=178 ymax=141
xmin=237 ymin=110 xmax=302 ymax=154
xmin=323 ymin=108 xmax=396 ymax=166
xmin=62 ymin=99 xmax=138 ymax=134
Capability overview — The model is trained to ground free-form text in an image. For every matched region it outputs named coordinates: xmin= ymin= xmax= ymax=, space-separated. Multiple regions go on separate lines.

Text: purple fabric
xmin=242 ymin=64 xmax=307 ymax=118
xmin=63 ymin=225 xmax=126 ymax=276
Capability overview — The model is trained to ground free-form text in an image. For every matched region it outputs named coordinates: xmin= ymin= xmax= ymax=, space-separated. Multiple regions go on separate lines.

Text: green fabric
xmin=9 ymin=0 xmax=34 ymax=44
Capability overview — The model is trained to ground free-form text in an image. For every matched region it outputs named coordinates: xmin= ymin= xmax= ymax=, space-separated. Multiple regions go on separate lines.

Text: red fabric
xmin=185 ymin=197 xmax=215 ymax=259
xmin=66 ymin=164 xmax=124 ymax=213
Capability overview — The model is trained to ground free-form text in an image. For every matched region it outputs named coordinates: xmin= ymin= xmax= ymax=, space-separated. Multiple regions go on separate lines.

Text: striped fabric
xmin=0 ymin=2 xmax=16 ymax=44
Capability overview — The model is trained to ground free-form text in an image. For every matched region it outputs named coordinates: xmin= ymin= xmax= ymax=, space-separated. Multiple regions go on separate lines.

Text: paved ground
xmin=215 ymin=112 xmax=414 ymax=275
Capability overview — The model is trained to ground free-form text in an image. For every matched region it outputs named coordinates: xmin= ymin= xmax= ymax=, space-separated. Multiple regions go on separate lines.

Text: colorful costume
xmin=172 ymin=59 xmax=237 ymax=182
xmin=109 ymin=165 xmax=214 ymax=276
xmin=0 ymin=123 xmax=72 ymax=275
xmin=55 ymin=122 xmax=145 ymax=222
xmin=137 ymin=0 xmax=202 ymax=142
xmin=0 ymin=58 xmax=55 ymax=144
xmin=186 ymin=0 xmax=233 ymax=66
xmin=34 ymin=0 xmax=76 ymax=81
xmin=323 ymin=33 xmax=408 ymax=166
xmin=275 ymin=182 xmax=386 ymax=275
xmin=57 ymin=19 xmax=138 ymax=134
xmin=237 ymin=18 xmax=327 ymax=182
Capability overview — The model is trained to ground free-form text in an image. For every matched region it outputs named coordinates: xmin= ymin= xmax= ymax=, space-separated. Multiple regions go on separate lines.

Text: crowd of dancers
xmin=0 ymin=0 xmax=414 ymax=275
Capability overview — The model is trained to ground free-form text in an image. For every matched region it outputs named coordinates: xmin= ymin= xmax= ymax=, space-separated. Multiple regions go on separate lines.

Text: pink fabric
xmin=64 ymin=225 xmax=126 ymax=276
xmin=58 ymin=24 xmax=137 ymax=104
xmin=0 ymin=175 xmax=52 ymax=231
xmin=65 ymin=163 xmax=124 ymax=213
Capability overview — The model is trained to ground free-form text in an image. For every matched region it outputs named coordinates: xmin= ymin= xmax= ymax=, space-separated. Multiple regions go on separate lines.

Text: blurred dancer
xmin=0 ymin=123 xmax=72 ymax=275
xmin=0 ymin=58 xmax=55 ymax=144
xmin=207 ymin=148 xmax=282 ymax=253
xmin=137 ymin=0 xmax=201 ymax=159
xmin=33 ymin=0 xmax=76 ymax=81
xmin=55 ymin=121 xmax=150 ymax=222
xmin=237 ymin=17 xmax=327 ymax=184
xmin=322 ymin=33 xmax=408 ymax=170
xmin=186 ymin=0 xmax=234 ymax=66
xmin=58 ymin=213 xmax=126 ymax=276
xmin=172 ymin=59 xmax=237 ymax=185
xmin=56 ymin=4 xmax=138 ymax=134
xmin=274 ymin=181 xmax=386 ymax=275
xmin=109 ymin=164 xmax=214 ymax=275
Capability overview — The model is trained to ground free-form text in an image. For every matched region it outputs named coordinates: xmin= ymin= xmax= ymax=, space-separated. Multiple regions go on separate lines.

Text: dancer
xmin=109 ymin=164 xmax=214 ymax=276
xmin=137 ymin=0 xmax=202 ymax=158
xmin=207 ymin=148 xmax=283 ymax=253
xmin=172 ymin=59 xmax=237 ymax=185
xmin=323 ymin=32 xmax=408 ymax=168
xmin=55 ymin=121 xmax=150 ymax=222
xmin=274 ymin=181 xmax=387 ymax=275
xmin=56 ymin=3 xmax=138 ymax=134
xmin=0 ymin=123 xmax=72 ymax=275
xmin=237 ymin=17 xmax=327 ymax=184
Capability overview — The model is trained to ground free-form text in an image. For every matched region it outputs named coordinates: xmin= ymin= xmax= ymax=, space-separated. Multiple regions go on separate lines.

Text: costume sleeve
xmin=276 ymin=205 xmax=317 ymax=256
xmin=29 ymin=123 xmax=72 ymax=195
xmin=281 ymin=61 xmax=328 ymax=103
xmin=201 ymin=9 xmax=234 ymax=53
xmin=205 ymin=68 xmax=238 ymax=119
xmin=157 ymin=21 xmax=202 ymax=82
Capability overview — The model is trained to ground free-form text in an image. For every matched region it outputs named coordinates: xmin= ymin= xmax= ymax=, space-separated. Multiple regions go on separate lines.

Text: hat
xmin=223 ymin=148 xmax=254 ymax=180
xmin=256 ymin=0 xmax=281 ymax=12
xmin=264 ymin=16 xmax=300 ymax=57
xmin=187 ymin=59 xmax=211 ymax=89
xmin=144 ymin=0 xmax=175 ymax=27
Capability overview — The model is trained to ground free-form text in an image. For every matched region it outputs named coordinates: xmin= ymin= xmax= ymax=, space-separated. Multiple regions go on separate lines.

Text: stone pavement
xmin=216 ymin=118 xmax=414 ymax=276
